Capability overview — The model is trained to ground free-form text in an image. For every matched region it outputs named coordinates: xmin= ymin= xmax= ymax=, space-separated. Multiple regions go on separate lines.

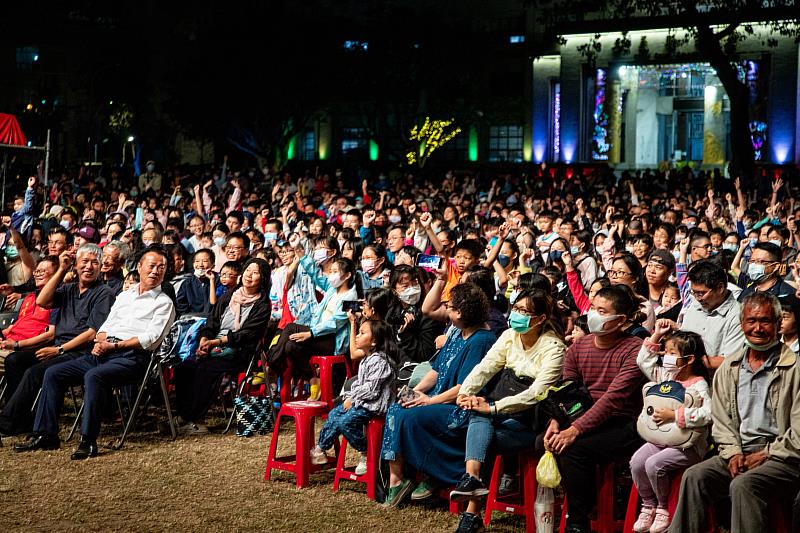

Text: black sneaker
xmin=449 ymin=473 xmax=489 ymax=502
xmin=454 ymin=512 xmax=485 ymax=533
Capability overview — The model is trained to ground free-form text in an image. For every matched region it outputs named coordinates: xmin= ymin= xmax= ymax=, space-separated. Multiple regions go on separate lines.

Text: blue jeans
xmin=34 ymin=350 xmax=149 ymax=441
xmin=318 ymin=403 xmax=373 ymax=452
xmin=465 ymin=412 xmax=536 ymax=464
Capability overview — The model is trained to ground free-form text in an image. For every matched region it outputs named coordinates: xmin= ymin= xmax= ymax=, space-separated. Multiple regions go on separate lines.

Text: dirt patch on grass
xmin=0 ymin=419 xmax=529 ymax=532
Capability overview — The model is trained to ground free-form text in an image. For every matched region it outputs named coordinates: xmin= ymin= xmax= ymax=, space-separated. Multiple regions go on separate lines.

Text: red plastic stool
xmin=436 ymin=486 xmax=467 ymax=515
xmin=559 ymin=462 xmax=626 ymax=533
xmin=264 ymin=400 xmax=335 ymax=488
xmin=333 ymin=417 xmax=385 ymax=500
xmin=622 ymin=471 xmax=683 ymax=532
xmin=484 ymin=452 xmax=539 ymax=532
xmin=310 ymin=355 xmax=353 ymax=409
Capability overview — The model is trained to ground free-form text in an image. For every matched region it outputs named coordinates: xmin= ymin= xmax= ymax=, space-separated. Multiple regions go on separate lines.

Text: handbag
xmin=234 ymin=396 xmax=274 ymax=437
xmin=484 ymin=367 xmax=534 ymax=402
xmin=535 ymin=380 xmax=593 ymax=428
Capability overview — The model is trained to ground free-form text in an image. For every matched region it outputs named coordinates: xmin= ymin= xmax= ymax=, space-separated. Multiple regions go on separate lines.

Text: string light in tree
xmin=406 ymin=117 xmax=462 ymax=168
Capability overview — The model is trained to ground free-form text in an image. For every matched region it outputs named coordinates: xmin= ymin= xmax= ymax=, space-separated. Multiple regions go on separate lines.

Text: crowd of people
xmin=0 ymin=160 xmax=799 ymax=533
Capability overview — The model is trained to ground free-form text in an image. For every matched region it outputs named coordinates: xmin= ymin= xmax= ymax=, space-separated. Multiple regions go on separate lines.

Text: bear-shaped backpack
xmin=636 ymin=380 xmax=704 ymax=449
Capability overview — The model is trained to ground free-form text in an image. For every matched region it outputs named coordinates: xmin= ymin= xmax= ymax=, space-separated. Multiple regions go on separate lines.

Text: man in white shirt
xmin=16 ymin=247 xmax=175 ymax=459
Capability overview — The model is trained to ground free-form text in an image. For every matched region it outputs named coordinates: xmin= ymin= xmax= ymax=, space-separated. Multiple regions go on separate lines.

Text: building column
xmin=703 ymin=75 xmax=725 ymax=166
xmin=635 ymin=87 xmax=659 ymax=167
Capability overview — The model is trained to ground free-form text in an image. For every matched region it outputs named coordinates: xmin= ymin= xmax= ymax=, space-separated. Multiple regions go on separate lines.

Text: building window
xmin=16 ymin=46 xmax=39 ymax=70
xmin=488 ymin=125 xmax=524 ymax=162
xmin=341 ymin=127 xmax=368 ymax=156
xmin=439 ymin=134 xmax=469 ymax=162
xmin=300 ymin=130 xmax=316 ymax=160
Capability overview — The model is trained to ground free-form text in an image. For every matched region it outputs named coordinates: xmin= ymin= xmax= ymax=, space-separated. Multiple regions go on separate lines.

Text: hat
xmin=77 ymin=225 xmax=99 ymax=243
xmin=48 ymin=205 xmax=64 ymax=218
xmin=648 ymin=249 xmax=676 ymax=271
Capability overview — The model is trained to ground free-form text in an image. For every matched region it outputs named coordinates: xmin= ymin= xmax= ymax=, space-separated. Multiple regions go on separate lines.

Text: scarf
xmin=229 ymin=287 xmax=261 ymax=331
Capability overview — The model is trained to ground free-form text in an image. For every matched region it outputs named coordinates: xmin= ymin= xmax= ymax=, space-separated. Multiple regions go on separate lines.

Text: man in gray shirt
xmin=678 ymin=262 xmax=744 ymax=369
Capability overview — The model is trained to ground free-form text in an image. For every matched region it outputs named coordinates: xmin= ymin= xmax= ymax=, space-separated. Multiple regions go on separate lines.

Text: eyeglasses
xmin=692 ymin=243 xmax=712 ymax=250
xmin=690 ymin=288 xmax=713 ymax=299
xmin=607 ymin=269 xmax=632 ymax=278
xmin=226 ymin=245 xmax=245 ymax=252
xmin=511 ymin=306 xmax=535 ymax=317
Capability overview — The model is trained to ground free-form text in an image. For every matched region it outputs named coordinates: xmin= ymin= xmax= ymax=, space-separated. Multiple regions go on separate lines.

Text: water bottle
xmin=535 ymin=486 xmax=555 ymax=533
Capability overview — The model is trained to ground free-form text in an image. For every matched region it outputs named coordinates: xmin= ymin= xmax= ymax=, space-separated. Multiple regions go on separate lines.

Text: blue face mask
xmin=570 ymin=245 xmax=581 ymax=256
xmin=549 ymin=250 xmax=563 ymax=262
xmin=497 ymin=254 xmax=511 ymax=268
xmin=508 ymin=310 xmax=534 ymax=334
xmin=722 ymin=243 xmax=737 ymax=252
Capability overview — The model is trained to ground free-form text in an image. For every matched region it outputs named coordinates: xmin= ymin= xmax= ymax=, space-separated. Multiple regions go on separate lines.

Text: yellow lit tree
xmin=406 ymin=117 xmax=461 ymax=168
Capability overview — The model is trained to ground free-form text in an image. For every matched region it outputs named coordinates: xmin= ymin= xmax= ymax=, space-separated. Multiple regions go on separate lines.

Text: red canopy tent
xmin=0 ymin=113 xmax=28 ymax=146
xmin=0 ymin=113 xmax=50 ymax=205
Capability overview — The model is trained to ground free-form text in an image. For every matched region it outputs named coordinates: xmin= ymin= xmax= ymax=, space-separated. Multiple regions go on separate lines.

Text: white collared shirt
xmin=98 ymin=283 xmax=175 ymax=350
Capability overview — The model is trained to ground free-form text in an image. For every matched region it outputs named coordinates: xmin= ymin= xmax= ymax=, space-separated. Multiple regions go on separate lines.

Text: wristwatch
xmin=57 ymin=345 xmax=64 ymax=355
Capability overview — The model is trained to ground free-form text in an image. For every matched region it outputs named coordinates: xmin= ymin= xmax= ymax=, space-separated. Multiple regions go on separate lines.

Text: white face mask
xmin=587 ymin=310 xmax=621 ymax=335
xmin=662 ymin=354 xmax=680 ymax=373
xmin=361 ymin=258 xmax=377 ymax=273
xmin=214 ymin=236 xmax=226 ymax=247
xmin=142 ymin=240 xmax=154 ymax=248
xmin=398 ymin=285 xmax=421 ymax=305
xmin=327 ymin=272 xmax=344 ymax=288
xmin=388 ymin=215 xmax=402 ymax=224
xmin=313 ymin=248 xmax=330 ymax=265
xmin=194 ymin=268 xmax=206 ymax=278
xmin=509 ymin=290 xmax=520 ymax=305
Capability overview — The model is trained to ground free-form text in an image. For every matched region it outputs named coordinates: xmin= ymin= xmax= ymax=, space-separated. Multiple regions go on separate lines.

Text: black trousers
xmin=536 ymin=417 xmax=642 ymax=530
xmin=0 ymin=350 xmax=82 ymax=435
xmin=173 ymin=356 xmax=244 ymax=423
xmin=267 ymin=323 xmax=335 ymax=380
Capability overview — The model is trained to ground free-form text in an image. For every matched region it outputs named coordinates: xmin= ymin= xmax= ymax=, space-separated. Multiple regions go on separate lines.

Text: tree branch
xmin=714 ymin=23 xmax=740 ymax=41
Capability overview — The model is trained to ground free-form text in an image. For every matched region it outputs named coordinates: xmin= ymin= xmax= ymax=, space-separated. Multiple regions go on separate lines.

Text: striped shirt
xmin=562 ymin=334 xmax=645 ymax=434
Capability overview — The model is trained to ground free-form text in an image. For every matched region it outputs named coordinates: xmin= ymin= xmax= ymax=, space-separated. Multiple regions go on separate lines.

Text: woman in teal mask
xmin=448 ymin=288 xmax=566 ymax=529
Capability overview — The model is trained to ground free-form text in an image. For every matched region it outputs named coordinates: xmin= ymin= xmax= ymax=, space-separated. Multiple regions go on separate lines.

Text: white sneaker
xmin=650 ymin=508 xmax=671 ymax=533
xmin=633 ymin=506 xmax=655 ymax=533
xmin=310 ymin=447 xmax=329 ymax=465
xmin=354 ymin=453 xmax=368 ymax=475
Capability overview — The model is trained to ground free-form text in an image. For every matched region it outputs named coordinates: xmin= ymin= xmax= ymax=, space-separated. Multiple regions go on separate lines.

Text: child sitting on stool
xmin=311 ymin=319 xmax=397 ymax=474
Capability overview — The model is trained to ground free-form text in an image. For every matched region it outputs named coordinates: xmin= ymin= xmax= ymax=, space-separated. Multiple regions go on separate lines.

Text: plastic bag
xmin=536 ymin=451 xmax=562 ymax=488
xmin=534 ymin=486 xmax=555 ymax=533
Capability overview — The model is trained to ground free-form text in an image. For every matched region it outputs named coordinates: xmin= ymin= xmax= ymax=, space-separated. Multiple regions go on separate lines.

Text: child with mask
xmin=630 ymin=322 xmax=711 ymax=533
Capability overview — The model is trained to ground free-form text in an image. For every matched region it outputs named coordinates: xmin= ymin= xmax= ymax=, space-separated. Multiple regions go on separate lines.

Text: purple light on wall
xmin=592 ymin=69 xmax=609 ymax=161
xmin=553 ymin=84 xmax=561 ymax=162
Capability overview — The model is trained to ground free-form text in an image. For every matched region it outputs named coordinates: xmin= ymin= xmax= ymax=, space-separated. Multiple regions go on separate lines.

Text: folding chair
xmin=68 ymin=349 xmax=177 ymax=449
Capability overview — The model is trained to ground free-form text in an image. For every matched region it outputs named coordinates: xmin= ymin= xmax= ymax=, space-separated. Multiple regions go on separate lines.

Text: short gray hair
xmin=740 ymin=292 xmax=782 ymax=325
xmin=76 ymin=243 xmax=103 ymax=260
xmin=105 ymin=240 xmax=131 ymax=262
